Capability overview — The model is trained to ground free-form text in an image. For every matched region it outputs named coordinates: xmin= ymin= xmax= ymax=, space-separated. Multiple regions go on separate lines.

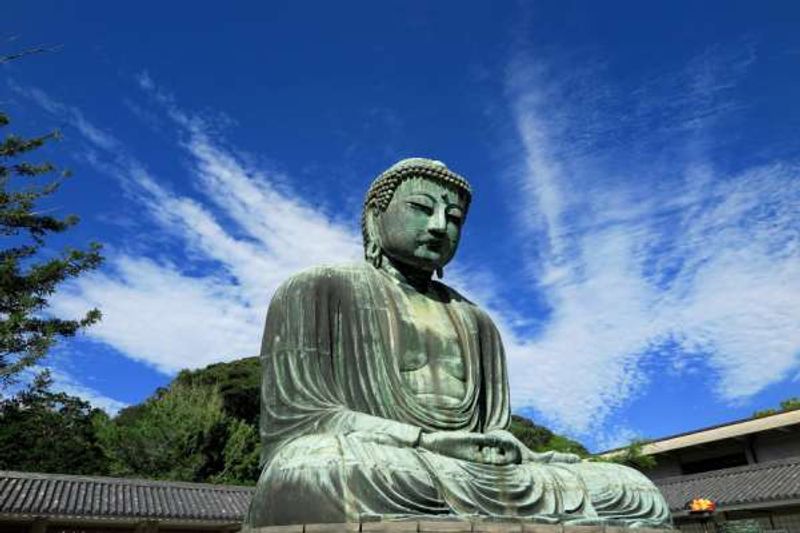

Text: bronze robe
xmin=247 ymin=264 xmax=670 ymax=528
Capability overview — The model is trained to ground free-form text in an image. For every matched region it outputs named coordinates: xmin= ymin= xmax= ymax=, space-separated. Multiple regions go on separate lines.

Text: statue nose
xmin=427 ymin=208 xmax=448 ymax=235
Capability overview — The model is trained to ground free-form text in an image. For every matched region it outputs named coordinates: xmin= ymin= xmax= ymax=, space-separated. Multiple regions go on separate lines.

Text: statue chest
xmin=394 ymin=291 xmax=468 ymax=406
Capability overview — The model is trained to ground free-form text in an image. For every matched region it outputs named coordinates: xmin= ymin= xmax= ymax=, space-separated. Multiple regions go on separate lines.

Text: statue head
xmin=362 ymin=158 xmax=472 ymax=277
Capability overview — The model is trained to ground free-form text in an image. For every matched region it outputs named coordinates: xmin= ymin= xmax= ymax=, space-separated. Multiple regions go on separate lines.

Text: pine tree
xmin=0 ymin=112 xmax=103 ymax=389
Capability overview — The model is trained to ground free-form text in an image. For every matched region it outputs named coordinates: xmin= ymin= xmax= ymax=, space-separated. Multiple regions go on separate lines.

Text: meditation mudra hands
xmin=418 ymin=429 xmax=582 ymax=466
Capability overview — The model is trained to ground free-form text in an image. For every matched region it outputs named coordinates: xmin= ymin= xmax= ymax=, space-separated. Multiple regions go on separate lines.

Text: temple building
xmin=603 ymin=409 xmax=800 ymax=532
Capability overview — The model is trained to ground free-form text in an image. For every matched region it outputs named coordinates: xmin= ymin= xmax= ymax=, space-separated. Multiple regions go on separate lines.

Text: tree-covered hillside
xmin=509 ymin=414 xmax=589 ymax=457
xmin=98 ymin=358 xmax=263 ymax=485
xmin=174 ymin=357 xmax=260 ymax=424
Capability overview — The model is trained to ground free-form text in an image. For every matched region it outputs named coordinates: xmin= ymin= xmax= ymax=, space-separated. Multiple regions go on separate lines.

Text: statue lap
xmin=249 ymin=431 xmax=664 ymax=526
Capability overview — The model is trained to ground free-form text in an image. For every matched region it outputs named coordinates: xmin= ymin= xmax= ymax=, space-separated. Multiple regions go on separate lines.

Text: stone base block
xmin=242 ymin=521 xmax=669 ymax=533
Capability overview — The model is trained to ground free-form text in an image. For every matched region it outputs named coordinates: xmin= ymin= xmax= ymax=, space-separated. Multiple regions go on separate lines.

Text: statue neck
xmin=379 ymin=256 xmax=433 ymax=292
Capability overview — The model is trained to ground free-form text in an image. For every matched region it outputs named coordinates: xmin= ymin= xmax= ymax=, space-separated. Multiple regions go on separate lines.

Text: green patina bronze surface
xmin=246 ymin=158 xmax=672 ymax=529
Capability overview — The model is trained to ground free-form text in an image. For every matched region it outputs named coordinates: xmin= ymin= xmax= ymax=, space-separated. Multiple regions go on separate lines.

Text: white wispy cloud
xmin=19 ymin=81 xmax=361 ymax=377
xmin=10 ymin=82 xmax=120 ymax=151
xmin=666 ymin=164 xmax=800 ymax=400
xmin=504 ymin=44 xmax=800 ymax=439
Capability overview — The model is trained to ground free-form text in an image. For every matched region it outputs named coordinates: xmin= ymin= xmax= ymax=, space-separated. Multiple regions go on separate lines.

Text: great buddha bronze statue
xmin=245 ymin=158 xmax=671 ymax=529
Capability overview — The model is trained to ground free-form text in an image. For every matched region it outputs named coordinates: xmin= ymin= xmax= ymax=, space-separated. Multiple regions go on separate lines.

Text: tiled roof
xmin=654 ymin=457 xmax=800 ymax=514
xmin=0 ymin=470 xmax=254 ymax=523
xmin=5 ymin=461 xmax=800 ymax=525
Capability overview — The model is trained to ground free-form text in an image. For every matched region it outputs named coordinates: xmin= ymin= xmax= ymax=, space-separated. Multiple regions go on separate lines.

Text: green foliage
xmin=781 ymin=397 xmax=800 ymax=411
xmin=753 ymin=408 xmax=778 ymax=418
xmin=0 ymin=370 xmax=108 ymax=474
xmin=211 ymin=418 xmax=261 ymax=485
xmin=96 ymin=373 xmax=261 ymax=485
xmin=174 ymin=356 xmax=260 ymax=424
xmin=593 ymin=439 xmax=657 ymax=471
xmin=753 ymin=397 xmax=800 ymax=418
xmin=509 ymin=414 xmax=590 ymax=457
xmin=96 ymin=383 xmax=230 ymax=482
xmin=0 ymin=113 xmax=103 ymax=389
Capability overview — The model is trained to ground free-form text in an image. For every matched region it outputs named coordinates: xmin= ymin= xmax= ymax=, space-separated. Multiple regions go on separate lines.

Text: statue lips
xmin=419 ymin=238 xmax=450 ymax=262
xmin=419 ymin=237 xmax=448 ymax=250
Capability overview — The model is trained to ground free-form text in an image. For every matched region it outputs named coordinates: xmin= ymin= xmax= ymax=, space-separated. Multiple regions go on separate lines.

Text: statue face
xmin=377 ymin=177 xmax=466 ymax=272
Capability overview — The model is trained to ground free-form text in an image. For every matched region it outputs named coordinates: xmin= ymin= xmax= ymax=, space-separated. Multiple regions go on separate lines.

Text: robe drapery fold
xmin=247 ymin=264 xmax=671 ymax=528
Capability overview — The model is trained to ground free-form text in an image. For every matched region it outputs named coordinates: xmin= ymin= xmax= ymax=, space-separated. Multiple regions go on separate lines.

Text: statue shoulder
xmin=432 ymin=281 xmax=501 ymax=332
xmin=274 ymin=263 xmax=374 ymax=295
xmin=431 ymin=280 xmax=475 ymax=306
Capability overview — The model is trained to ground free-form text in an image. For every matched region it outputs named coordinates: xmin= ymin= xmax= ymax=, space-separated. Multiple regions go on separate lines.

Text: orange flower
xmin=688 ymin=498 xmax=716 ymax=513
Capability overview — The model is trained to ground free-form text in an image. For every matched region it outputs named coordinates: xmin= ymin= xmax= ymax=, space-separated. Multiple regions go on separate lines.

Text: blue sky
xmin=3 ymin=1 xmax=799 ymax=452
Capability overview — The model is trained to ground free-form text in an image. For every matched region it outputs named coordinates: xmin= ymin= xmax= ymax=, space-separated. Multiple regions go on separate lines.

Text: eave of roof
xmin=600 ymin=409 xmax=800 ymax=457
xmin=0 ymin=512 xmax=242 ymax=528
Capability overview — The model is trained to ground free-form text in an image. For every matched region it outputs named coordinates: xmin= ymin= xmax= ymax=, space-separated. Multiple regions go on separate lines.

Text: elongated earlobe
xmin=436 ymin=267 xmax=444 ymax=279
xmin=366 ymin=241 xmax=383 ymax=268
xmin=364 ymin=211 xmax=384 ymax=269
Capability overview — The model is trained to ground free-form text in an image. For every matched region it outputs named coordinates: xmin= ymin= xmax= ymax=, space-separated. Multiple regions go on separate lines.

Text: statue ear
xmin=364 ymin=209 xmax=383 ymax=268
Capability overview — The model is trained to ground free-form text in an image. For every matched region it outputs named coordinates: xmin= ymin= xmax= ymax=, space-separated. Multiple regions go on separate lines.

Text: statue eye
xmin=447 ymin=208 xmax=463 ymax=225
xmin=407 ymin=200 xmax=434 ymax=214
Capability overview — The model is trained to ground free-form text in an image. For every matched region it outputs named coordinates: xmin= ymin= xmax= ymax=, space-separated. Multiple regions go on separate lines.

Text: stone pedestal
xmin=242 ymin=521 xmax=669 ymax=532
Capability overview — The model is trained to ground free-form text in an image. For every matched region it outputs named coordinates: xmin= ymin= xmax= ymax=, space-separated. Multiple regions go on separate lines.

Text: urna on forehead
xmin=364 ymin=157 xmax=473 ymax=215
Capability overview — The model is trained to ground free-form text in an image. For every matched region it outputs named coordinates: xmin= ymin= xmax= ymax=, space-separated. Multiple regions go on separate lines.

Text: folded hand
xmin=485 ymin=430 xmax=582 ymax=464
xmin=418 ymin=430 xmax=522 ymax=465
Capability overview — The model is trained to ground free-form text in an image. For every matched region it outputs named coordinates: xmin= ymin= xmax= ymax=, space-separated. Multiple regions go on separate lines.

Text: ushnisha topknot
xmin=361 ymin=158 xmax=472 ymax=253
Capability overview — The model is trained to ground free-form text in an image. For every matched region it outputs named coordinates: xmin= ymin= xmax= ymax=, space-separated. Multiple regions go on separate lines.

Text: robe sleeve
xmin=474 ymin=307 xmax=512 ymax=433
xmin=259 ymin=266 xmax=422 ymax=460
